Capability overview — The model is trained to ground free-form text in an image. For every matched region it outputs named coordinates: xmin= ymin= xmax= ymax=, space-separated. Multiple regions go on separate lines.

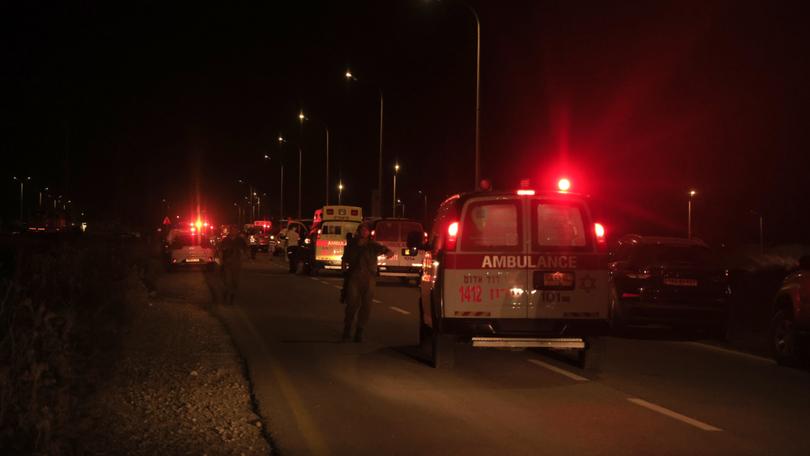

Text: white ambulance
xmin=313 ymin=205 xmax=363 ymax=273
xmin=412 ymin=181 xmax=610 ymax=368
xmin=370 ymin=218 xmax=427 ymax=284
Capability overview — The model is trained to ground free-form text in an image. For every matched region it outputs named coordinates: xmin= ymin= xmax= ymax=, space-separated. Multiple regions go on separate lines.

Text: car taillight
xmin=370 ymin=229 xmax=375 ymax=239
xmin=446 ymin=221 xmax=459 ymax=251
xmin=594 ymin=222 xmax=607 ymax=251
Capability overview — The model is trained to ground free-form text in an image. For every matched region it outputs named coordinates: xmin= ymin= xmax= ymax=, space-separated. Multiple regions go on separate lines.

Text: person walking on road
xmin=218 ymin=227 xmax=248 ymax=305
xmin=341 ymin=223 xmax=393 ymax=342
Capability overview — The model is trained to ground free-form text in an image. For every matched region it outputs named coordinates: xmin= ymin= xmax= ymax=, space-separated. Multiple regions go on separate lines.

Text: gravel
xmin=75 ymin=293 xmax=272 ymax=455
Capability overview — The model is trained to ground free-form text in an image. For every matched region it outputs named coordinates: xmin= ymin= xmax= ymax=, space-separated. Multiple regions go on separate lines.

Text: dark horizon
xmin=3 ymin=1 xmax=809 ymax=247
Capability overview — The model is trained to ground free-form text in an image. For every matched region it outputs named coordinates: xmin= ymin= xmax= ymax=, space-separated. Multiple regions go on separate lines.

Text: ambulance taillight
xmin=446 ymin=221 xmax=459 ymax=251
xmin=594 ymin=222 xmax=607 ymax=251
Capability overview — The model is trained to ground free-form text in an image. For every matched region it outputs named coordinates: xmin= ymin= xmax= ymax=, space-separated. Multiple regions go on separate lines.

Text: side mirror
xmin=406 ymin=231 xmax=426 ymax=251
xmin=799 ymin=255 xmax=810 ymax=270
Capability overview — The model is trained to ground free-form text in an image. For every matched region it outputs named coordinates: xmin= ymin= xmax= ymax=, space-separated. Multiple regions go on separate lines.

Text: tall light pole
xmin=687 ymin=189 xmax=697 ymax=239
xmin=39 ymin=186 xmax=48 ymax=208
xmin=12 ymin=176 xmax=30 ymax=221
xmin=275 ymin=135 xmax=287 ymax=219
xmin=392 ymin=163 xmax=400 ymax=217
xmin=338 ymin=181 xmax=344 ymax=205
xmin=298 ymin=111 xmax=305 ymax=219
xmin=417 ymin=190 xmax=428 ymax=225
xmin=469 ymin=3 xmax=481 ymax=190
xmin=345 ymin=69 xmax=384 ymax=216
xmin=299 ymin=110 xmax=331 ymax=204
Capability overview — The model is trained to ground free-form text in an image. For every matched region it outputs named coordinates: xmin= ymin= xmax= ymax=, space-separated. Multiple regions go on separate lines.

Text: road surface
xmin=172 ymin=254 xmax=810 ymax=455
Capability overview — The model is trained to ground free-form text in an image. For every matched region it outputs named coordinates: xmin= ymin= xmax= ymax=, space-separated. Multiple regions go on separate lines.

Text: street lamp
xmin=392 ymin=163 xmax=400 ymax=217
xmin=417 ymin=190 xmax=428 ymax=225
xmin=299 ymin=110 xmax=331 ymax=205
xmin=12 ymin=176 xmax=31 ymax=221
xmin=687 ymin=189 xmax=697 ymax=239
xmin=345 ymin=68 xmax=384 ymax=216
xmin=338 ymin=181 xmax=344 ymax=205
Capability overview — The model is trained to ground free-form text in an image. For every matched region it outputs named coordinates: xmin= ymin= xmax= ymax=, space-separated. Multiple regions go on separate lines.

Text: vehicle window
xmin=374 ymin=221 xmax=399 ymax=242
xmin=535 ymin=203 xmax=586 ymax=247
xmin=631 ymin=245 xmax=712 ymax=265
xmin=171 ymin=234 xmax=209 ymax=248
xmin=323 ymin=224 xmax=342 ymax=235
xmin=461 ymin=201 xmax=521 ymax=251
xmin=399 ymin=222 xmax=423 ymax=241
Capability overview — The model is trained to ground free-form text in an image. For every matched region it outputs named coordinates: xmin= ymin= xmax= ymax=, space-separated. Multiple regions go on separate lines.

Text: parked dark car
xmin=770 ymin=255 xmax=810 ymax=366
xmin=608 ymin=235 xmax=731 ymax=338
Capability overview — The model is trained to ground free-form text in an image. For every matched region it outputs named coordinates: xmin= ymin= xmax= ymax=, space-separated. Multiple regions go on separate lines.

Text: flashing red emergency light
xmin=446 ymin=221 xmax=459 ymax=250
xmin=195 ymin=220 xmax=203 ymax=229
xmin=558 ymin=178 xmax=571 ymax=192
xmin=516 ymin=189 xmax=536 ymax=196
xmin=594 ymin=222 xmax=607 ymax=251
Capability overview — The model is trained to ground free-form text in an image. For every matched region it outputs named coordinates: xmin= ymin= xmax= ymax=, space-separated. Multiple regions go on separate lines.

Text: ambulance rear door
xmin=443 ymin=196 xmax=530 ymax=319
xmin=527 ymin=197 xmax=608 ymax=320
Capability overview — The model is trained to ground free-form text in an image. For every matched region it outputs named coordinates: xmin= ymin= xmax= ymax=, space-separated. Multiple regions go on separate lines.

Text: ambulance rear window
xmin=323 ymin=225 xmax=342 ymax=235
xmin=534 ymin=203 xmax=587 ymax=247
xmin=460 ymin=201 xmax=521 ymax=251
xmin=374 ymin=221 xmax=399 ymax=241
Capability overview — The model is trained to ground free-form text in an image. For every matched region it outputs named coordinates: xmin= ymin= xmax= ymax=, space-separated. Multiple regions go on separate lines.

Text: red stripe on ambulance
xmin=444 ymin=253 xmax=606 ymax=269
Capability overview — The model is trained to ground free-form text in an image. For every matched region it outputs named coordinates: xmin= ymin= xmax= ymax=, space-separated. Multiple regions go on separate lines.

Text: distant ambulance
xmin=370 ymin=218 xmax=427 ymax=284
xmin=313 ymin=205 xmax=363 ymax=273
xmin=411 ymin=180 xmax=610 ymax=368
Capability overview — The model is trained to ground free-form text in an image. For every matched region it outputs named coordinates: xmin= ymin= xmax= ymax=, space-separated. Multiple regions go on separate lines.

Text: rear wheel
xmin=576 ymin=337 xmax=604 ymax=371
xmin=771 ymin=309 xmax=803 ymax=366
xmin=609 ymin=287 xmax=627 ymax=335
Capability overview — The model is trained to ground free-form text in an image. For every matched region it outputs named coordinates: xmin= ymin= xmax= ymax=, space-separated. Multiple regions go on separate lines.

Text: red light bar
xmin=558 ymin=178 xmax=571 ymax=192
xmin=516 ymin=189 xmax=536 ymax=196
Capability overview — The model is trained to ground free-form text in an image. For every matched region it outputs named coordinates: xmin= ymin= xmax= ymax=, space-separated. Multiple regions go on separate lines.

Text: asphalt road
xmin=176 ymin=254 xmax=810 ymax=455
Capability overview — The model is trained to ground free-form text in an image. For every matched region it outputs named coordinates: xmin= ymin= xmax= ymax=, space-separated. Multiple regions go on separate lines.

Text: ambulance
xmin=370 ymin=218 xmax=427 ymax=284
xmin=312 ymin=205 xmax=363 ymax=273
xmin=411 ymin=179 xmax=610 ymax=368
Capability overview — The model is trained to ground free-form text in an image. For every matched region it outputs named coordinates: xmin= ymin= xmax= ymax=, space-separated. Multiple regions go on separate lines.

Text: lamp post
xmin=392 ymin=163 xmax=400 ymax=217
xmin=417 ymin=190 xmax=428 ymax=225
xmin=345 ymin=69 xmax=384 ymax=216
xmin=687 ymin=189 xmax=697 ymax=239
xmin=275 ymin=135 xmax=287 ymax=219
xmin=12 ymin=176 xmax=30 ymax=221
xmin=338 ymin=181 xmax=344 ymax=205
xmin=298 ymin=112 xmax=305 ymax=219
xmin=39 ymin=186 xmax=48 ymax=208
xmin=299 ymin=110 xmax=330 ymax=204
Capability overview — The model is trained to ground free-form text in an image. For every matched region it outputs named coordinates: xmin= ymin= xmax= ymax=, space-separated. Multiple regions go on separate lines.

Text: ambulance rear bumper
xmin=472 ymin=337 xmax=585 ymax=349
xmin=441 ymin=317 xmax=610 ymax=338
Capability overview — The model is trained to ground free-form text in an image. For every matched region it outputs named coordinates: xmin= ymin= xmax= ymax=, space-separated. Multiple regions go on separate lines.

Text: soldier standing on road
xmin=341 ymin=223 xmax=393 ymax=342
xmin=219 ymin=227 xmax=248 ymax=305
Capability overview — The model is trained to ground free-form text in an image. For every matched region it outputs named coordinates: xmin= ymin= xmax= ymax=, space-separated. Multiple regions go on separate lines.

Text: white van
xmin=413 ymin=186 xmax=610 ymax=368
xmin=370 ymin=218 xmax=426 ymax=284
xmin=165 ymin=228 xmax=216 ymax=270
xmin=313 ymin=205 xmax=363 ymax=273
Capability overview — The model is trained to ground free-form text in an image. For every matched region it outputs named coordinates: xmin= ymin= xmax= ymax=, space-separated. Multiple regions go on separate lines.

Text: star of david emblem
xmin=579 ymin=274 xmax=597 ymax=293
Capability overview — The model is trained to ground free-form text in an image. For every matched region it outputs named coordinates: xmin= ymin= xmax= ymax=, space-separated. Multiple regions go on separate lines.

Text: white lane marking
xmin=627 ymin=398 xmax=722 ymax=432
xmin=309 ymin=277 xmax=319 ymax=281
xmin=319 ymin=280 xmax=330 ymax=285
xmin=389 ymin=306 xmax=410 ymax=315
xmin=527 ymin=359 xmax=589 ymax=382
xmin=684 ymin=342 xmax=773 ymax=364
xmin=372 ymin=299 xmax=382 ymax=304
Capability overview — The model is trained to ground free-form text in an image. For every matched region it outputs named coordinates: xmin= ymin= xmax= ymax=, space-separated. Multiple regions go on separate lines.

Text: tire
xmin=609 ymin=287 xmax=627 ymax=335
xmin=431 ymin=331 xmax=455 ymax=368
xmin=576 ymin=337 xmax=604 ymax=371
xmin=771 ymin=309 xmax=803 ymax=366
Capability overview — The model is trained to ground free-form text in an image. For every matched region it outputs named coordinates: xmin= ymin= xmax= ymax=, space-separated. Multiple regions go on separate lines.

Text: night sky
xmin=2 ymin=1 xmax=808 ymax=246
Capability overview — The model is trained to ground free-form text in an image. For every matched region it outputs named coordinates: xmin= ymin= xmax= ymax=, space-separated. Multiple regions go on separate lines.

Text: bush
xmin=0 ymin=236 xmax=147 ymax=454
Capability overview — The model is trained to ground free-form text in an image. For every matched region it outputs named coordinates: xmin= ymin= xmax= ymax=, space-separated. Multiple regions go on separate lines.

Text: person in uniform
xmin=218 ymin=226 xmax=248 ymax=305
xmin=341 ymin=223 xmax=393 ymax=342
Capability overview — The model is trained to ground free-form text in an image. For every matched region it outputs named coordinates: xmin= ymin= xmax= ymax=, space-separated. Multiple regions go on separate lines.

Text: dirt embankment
xmin=77 ymin=292 xmax=272 ymax=455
